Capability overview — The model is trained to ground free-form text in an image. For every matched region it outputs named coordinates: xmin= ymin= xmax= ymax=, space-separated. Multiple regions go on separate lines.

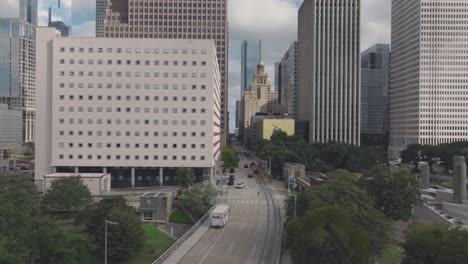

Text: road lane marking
xmin=226 ymin=242 xmax=236 ymax=256
xmin=251 ymin=242 xmax=257 ymax=256
xmin=197 ymin=226 xmax=227 ymax=264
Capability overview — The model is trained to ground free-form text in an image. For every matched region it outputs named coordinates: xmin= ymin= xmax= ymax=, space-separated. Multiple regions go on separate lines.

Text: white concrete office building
xmin=35 ymin=28 xmax=221 ymax=188
xmin=389 ymin=0 xmax=468 ymax=157
xmin=298 ymin=0 xmax=361 ymax=145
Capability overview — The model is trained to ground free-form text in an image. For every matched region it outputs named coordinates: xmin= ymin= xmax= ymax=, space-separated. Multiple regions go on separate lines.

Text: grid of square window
xmin=52 ymin=41 xmax=221 ymax=165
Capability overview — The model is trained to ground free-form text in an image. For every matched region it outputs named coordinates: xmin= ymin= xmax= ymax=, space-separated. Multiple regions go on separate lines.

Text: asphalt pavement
xmin=177 ymin=152 xmax=284 ymax=264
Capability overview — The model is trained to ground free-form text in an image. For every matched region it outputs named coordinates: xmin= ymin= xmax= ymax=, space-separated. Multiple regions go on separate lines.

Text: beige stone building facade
xmin=241 ymin=59 xmax=283 ymax=146
xmin=96 ymin=0 xmax=229 ymax=145
xmin=35 ymin=28 xmax=221 ymax=189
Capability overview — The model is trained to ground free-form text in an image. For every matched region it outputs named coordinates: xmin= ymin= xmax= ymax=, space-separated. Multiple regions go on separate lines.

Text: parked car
xmin=244 ymin=164 xmax=248 ymax=168
xmin=229 ymin=175 xmax=235 ymax=180
xmin=235 ymin=182 xmax=245 ymax=189
xmin=229 ymin=168 xmax=235 ymax=173
xmin=248 ymin=174 xmax=253 ymax=178
xmin=228 ymin=179 xmax=235 ymax=185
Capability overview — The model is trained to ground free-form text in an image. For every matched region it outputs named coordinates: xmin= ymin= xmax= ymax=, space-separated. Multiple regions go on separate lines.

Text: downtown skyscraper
xmin=39 ymin=0 xmax=71 ymax=36
xmin=280 ymin=41 xmax=298 ymax=118
xmin=389 ymin=0 xmax=468 ymax=157
xmin=0 ymin=18 xmax=37 ymax=143
xmin=298 ymin=0 xmax=361 ymax=145
xmin=96 ymin=0 xmax=229 ymax=144
xmin=20 ymin=0 xmax=38 ymax=25
xmin=361 ymin=44 xmax=390 ymax=145
xmin=241 ymin=40 xmax=260 ymax=94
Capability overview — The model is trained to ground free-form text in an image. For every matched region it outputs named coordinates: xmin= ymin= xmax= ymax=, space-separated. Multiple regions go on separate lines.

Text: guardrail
xmin=152 ymin=204 xmax=216 ymax=264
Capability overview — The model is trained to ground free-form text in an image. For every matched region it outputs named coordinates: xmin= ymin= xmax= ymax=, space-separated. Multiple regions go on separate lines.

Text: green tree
xmin=439 ymin=227 xmax=468 ymax=263
xmin=402 ymin=223 xmax=468 ymax=264
xmin=43 ymin=176 xmax=93 ymax=212
xmin=290 ymin=179 xmax=391 ymax=259
xmin=288 ymin=206 xmax=369 ymax=264
xmin=360 ymin=166 xmax=421 ymax=221
xmin=0 ymin=173 xmax=41 ymax=261
xmin=32 ymin=217 xmax=92 ymax=264
xmin=175 ymin=167 xmax=194 ymax=189
xmin=327 ymin=169 xmax=360 ymax=183
xmin=221 ymin=145 xmax=240 ymax=169
xmin=402 ymin=223 xmax=445 ymax=264
xmin=0 ymin=173 xmax=92 ymax=263
xmin=75 ymin=197 xmax=144 ymax=261
xmin=187 ymin=183 xmax=222 ymax=214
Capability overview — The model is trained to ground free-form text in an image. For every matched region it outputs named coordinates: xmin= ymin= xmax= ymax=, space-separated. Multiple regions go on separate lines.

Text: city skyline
xmin=0 ymin=0 xmax=391 ymax=133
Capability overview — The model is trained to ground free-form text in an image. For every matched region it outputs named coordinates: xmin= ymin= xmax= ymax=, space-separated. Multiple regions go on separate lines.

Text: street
xmin=178 ymin=151 xmax=283 ymax=264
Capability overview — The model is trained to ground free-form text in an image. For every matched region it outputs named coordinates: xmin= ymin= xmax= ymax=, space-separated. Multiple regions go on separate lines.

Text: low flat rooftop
xmin=142 ymin=192 xmax=171 ymax=198
xmin=44 ymin=173 xmax=110 ymax=178
xmin=284 ymin=162 xmax=304 ymax=167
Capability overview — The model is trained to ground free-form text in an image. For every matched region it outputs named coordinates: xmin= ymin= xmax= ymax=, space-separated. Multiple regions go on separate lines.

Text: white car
xmin=235 ymin=182 xmax=245 ymax=189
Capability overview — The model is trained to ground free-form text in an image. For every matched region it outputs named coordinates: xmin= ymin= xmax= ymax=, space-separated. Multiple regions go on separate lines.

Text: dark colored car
xmin=228 ymin=179 xmax=235 ymax=185
xmin=229 ymin=175 xmax=235 ymax=180
xmin=229 ymin=168 xmax=235 ymax=173
xmin=244 ymin=164 xmax=248 ymax=168
xmin=248 ymin=174 xmax=253 ymax=178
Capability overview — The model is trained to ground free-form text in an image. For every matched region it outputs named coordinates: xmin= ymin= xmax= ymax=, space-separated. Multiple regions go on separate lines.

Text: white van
xmin=211 ymin=204 xmax=230 ymax=227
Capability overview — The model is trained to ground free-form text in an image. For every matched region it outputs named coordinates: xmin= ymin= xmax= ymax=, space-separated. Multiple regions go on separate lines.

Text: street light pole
xmin=294 ymin=190 xmax=297 ymax=220
xmin=105 ymin=219 xmax=119 ymax=264
xmin=267 ymin=156 xmax=271 ymax=176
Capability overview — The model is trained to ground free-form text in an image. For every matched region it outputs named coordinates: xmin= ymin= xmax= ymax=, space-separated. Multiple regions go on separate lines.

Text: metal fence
xmin=152 ymin=204 xmax=216 ymax=264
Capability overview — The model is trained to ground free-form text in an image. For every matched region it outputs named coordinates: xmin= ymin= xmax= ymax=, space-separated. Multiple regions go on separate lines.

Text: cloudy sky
xmin=1 ymin=0 xmax=391 ymax=132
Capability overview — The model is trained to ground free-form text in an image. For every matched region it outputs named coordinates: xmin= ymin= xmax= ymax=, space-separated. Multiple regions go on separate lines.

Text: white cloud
xmin=361 ymin=0 xmax=391 ymax=49
xmin=0 ymin=0 xmax=19 ymax=18
xmin=71 ymin=0 xmax=95 ymax=11
xmin=72 ymin=20 xmax=95 ymax=37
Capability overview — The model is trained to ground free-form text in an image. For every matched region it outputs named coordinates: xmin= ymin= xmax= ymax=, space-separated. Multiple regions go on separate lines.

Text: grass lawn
xmin=128 ymin=224 xmax=175 ymax=264
xmin=176 ymin=194 xmax=190 ymax=201
xmin=378 ymin=244 xmax=403 ymax=264
xmin=87 ymin=224 xmax=174 ymax=264
xmin=169 ymin=209 xmax=193 ymax=224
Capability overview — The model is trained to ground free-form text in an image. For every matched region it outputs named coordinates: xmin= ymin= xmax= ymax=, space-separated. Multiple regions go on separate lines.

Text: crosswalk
xmin=225 ymin=199 xmax=267 ymax=205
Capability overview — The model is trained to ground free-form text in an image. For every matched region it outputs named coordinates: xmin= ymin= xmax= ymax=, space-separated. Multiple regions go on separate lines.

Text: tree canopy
xmin=257 ymin=130 xmax=387 ymax=177
xmin=402 ymin=223 xmax=468 ymax=264
xmin=360 ymin=166 xmax=422 ymax=221
xmin=288 ymin=206 xmax=369 ymax=264
xmin=187 ymin=183 xmax=222 ymax=214
xmin=401 ymin=141 xmax=468 ymax=171
xmin=221 ymin=145 xmax=240 ymax=169
xmin=42 ymin=176 xmax=93 ymax=212
xmin=288 ymin=175 xmax=391 ymax=261
xmin=175 ymin=167 xmax=194 ymax=189
xmin=75 ymin=197 xmax=144 ymax=261
xmin=0 ymin=173 xmax=92 ymax=263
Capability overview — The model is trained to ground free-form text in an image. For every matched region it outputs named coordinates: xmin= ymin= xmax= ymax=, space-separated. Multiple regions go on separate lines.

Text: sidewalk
xmin=162 ymin=217 xmax=211 ymax=264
